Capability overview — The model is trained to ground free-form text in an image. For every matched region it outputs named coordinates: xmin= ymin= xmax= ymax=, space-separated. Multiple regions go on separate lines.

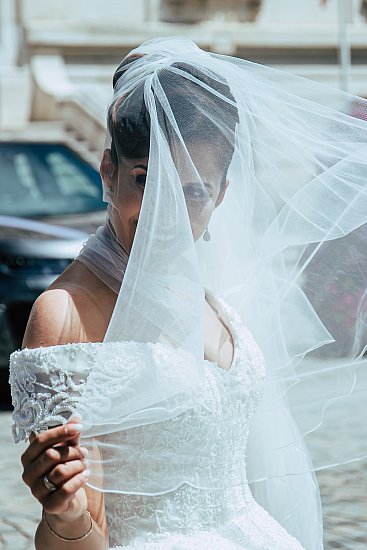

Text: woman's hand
xmin=21 ymin=417 xmax=90 ymax=522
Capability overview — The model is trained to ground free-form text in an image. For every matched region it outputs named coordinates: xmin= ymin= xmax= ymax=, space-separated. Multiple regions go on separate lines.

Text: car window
xmin=46 ymin=152 xmax=100 ymax=197
xmin=0 ymin=143 xmax=105 ymax=216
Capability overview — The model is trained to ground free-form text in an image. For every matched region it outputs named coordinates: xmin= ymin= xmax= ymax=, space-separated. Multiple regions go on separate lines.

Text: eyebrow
xmin=204 ymin=182 xmax=215 ymax=191
xmin=183 ymin=181 xmax=214 ymax=190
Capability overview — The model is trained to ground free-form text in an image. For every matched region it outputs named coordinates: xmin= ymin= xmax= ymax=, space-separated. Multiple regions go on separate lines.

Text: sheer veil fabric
xmin=74 ymin=37 xmax=367 ymax=549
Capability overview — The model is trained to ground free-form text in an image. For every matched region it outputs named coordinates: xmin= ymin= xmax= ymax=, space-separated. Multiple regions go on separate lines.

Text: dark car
xmin=0 ymin=141 xmax=106 ymax=408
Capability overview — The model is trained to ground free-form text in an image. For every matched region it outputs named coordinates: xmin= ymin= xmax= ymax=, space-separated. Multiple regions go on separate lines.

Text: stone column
xmin=0 ymin=0 xmax=31 ymax=130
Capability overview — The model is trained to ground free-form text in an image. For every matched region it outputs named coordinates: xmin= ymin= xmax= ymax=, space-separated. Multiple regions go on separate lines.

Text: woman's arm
xmin=20 ymin=289 xmax=109 ymax=549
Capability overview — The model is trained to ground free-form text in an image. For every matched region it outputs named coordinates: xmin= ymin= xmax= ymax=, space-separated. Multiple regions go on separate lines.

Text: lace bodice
xmin=9 ymin=292 xmax=305 ymax=549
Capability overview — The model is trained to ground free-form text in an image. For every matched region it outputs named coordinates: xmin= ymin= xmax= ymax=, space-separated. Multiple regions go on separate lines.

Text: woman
xmin=10 ymin=37 xmax=367 ymax=549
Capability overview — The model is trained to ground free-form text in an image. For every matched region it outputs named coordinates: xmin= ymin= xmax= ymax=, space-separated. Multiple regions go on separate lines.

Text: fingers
xmin=28 ymin=415 xmax=82 ymax=444
xmin=33 ymin=458 xmax=89 ymax=501
xmin=43 ymin=472 xmax=89 ymax=515
xmin=25 ymin=444 xmax=88 ymax=484
xmin=22 ymin=418 xmax=83 ymax=465
xmin=66 ymin=416 xmax=83 ymax=448
xmin=48 ymin=458 xmax=89 ymax=487
xmin=21 ymin=417 xmax=90 ymax=514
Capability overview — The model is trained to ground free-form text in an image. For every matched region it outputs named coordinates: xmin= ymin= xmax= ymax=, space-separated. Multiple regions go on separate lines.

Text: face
xmin=100 ymin=143 xmax=229 ymax=253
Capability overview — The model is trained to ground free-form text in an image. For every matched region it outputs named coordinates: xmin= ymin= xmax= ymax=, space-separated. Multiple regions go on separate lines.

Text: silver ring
xmin=43 ymin=475 xmax=57 ymax=492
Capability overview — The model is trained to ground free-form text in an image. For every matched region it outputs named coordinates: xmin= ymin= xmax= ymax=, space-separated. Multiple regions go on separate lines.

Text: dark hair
xmin=108 ymin=57 xmax=239 ymax=184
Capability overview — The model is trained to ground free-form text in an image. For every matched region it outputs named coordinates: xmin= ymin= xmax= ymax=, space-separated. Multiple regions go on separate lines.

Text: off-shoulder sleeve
xmin=9 ymin=344 xmax=97 ymax=443
xmin=9 ymin=341 xmax=204 ymax=445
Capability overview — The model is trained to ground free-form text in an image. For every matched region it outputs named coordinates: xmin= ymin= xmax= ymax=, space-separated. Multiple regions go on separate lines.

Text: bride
xmin=10 ymin=37 xmax=367 ymax=549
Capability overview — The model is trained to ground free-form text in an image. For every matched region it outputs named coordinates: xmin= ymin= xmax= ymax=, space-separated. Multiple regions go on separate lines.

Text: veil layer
xmin=74 ymin=37 xmax=367 ymax=549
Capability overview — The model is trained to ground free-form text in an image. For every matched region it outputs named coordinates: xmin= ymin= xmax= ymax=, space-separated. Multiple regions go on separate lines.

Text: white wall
xmin=257 ymin=0 xmax=365 ymax=25
xmin=20 ymin=0 xmax=146 ymax=27
xmin=0 ymin=0 xmax=18 ymax=65
xmin=0 ymin=66 xmax=31 ymax=130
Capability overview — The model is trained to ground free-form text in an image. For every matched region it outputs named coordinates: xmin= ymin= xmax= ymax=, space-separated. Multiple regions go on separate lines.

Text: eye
xmin=131 ymin=165 xmax=147 ymax=189
xmin=183 ymin=184 xmax=211 ymax=201
xmin=135 ymin=174 xmax=147 ymax=187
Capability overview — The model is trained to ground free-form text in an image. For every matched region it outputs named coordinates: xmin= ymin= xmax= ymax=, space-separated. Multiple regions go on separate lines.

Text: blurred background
xmin=0 ymin=1 xmax=366 ymax=548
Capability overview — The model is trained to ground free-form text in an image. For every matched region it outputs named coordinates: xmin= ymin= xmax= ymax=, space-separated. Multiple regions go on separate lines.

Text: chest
xmin=79 ymin=285 xmax=234 ymax=372
xmin=204 ymin=302 xmax=234 ymax=371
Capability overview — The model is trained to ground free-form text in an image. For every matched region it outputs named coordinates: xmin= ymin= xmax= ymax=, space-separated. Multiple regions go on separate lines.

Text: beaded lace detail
xmin=9 ymin=343 xmax=97 ymax=443
xmin=9 ymin=291 xmax=304 ymax=549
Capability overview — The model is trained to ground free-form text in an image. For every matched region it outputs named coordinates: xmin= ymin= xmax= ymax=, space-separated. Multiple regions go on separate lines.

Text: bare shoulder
xmin=22 ymin=261 xmax=116 ymax=350
xmin=22 ymin=261 xmax=113 ymax=348
xmin=22 ymin=287 xmax=86 ymax=349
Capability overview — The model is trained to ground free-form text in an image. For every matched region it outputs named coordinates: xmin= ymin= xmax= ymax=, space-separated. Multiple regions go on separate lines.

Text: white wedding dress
xmin=9 ymin=292 xmax=305 ymax=549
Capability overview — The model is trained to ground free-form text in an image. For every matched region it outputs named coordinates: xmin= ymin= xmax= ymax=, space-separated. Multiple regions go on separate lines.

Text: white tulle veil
xmin=74 ymin=37 xmax=367 ymax=550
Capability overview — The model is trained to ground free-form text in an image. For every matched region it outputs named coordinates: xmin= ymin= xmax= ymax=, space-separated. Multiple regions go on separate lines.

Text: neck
xmin=75 ymin=218 xmax=129 ymax=294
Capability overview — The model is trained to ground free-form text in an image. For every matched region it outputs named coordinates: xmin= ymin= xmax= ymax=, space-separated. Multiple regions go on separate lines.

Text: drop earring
xmin=203 ymin=227 xmax=211 ymax=242
xmin=106 ymin=187 xmax=113 ymax=201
